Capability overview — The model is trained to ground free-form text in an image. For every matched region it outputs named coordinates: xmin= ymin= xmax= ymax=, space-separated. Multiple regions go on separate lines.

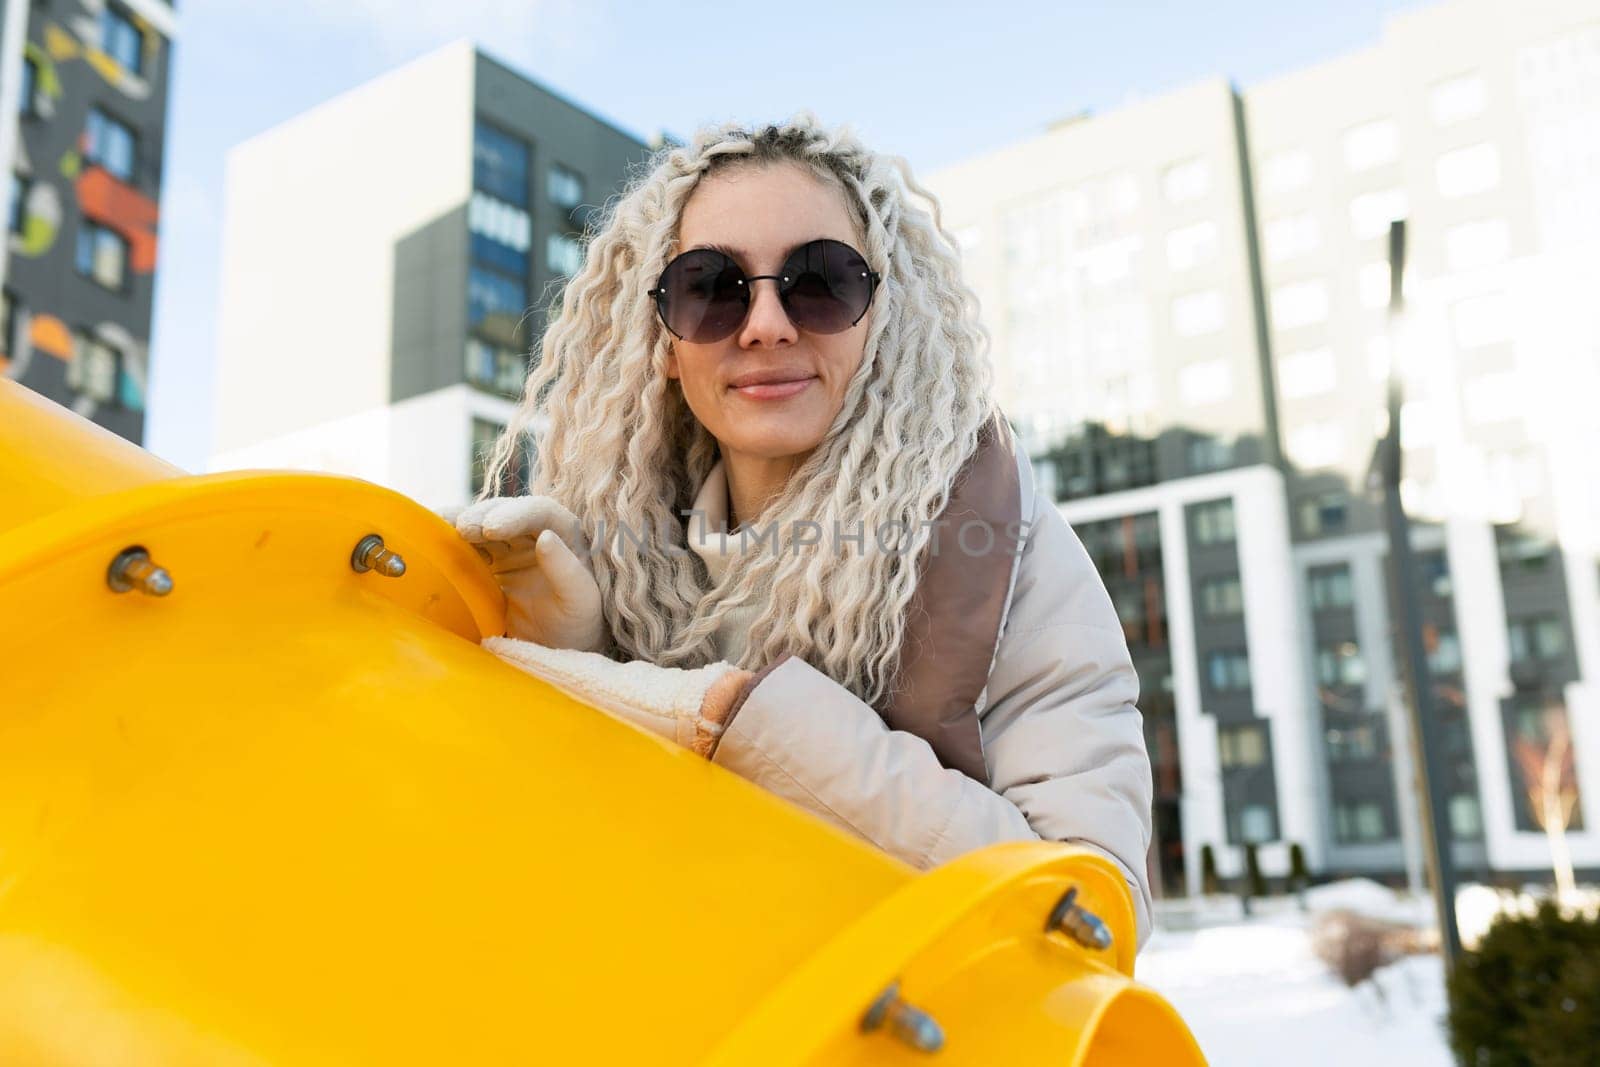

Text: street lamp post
xmin=1373 ymin=218 xmax=1464 ymax=968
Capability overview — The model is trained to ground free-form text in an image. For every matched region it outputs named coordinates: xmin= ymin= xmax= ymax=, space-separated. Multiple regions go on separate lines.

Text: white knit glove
xmin=485 ymin=638 xmax=741 ymax=757
xmin=443 ymin=496 xmax=607 ymax=653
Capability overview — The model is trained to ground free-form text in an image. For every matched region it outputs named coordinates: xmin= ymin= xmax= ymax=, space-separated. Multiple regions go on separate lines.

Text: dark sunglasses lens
xmin=780 ymin=240 xmax=875 ymax=334
xmin=658 ymin=250 xmax=747 ymax=342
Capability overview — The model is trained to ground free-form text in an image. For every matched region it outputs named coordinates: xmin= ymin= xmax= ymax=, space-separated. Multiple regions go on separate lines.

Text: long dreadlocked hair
xmin=477 ymin=111 xmax=1004 ymax=707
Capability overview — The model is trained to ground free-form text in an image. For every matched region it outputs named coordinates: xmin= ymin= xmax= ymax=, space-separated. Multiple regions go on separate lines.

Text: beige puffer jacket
xmin=688 ymin=447 xmax=1156 ymax=949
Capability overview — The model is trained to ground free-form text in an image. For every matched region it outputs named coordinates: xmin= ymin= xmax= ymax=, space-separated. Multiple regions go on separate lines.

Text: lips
xmin=728 ymin=369 xmax=817 ymax=389
xmin=728 ymin=370 xmax=817 ymax=402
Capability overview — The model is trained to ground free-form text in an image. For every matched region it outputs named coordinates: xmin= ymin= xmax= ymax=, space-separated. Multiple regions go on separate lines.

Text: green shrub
xmin=1200 ymin=844 xmax=1220 ymax=895
xmin=1287 ymin=842 xmax=1310 ymax=891
xmin=1243 ymin=843 xmax=1266 ymax=899
xmin=1447 ymin=900 xmax=1600 ymax=1067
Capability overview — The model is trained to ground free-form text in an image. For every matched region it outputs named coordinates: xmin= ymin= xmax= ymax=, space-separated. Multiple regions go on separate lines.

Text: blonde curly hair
xmin=478 ymin=111 xmax=1004 ymax=707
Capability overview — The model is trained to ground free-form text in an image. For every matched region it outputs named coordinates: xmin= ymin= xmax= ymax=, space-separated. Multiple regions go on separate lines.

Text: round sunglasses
xmin=647 ymin=238 xmax=881 ymax=344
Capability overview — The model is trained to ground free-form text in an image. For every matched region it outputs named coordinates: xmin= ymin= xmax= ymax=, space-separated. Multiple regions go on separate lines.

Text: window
xmin=66 ymin=332 xmax=121 ymax=403
xmin=467 ymin=264 xmax=527 ymax=334
xmin=1417 ymin=550 xmax=1453 ymax=598
xmin=1178 ymin=358 xmax=1232 ymax=406
xmin=1436 ymin=143 xmax=1501 ymax=198
xmin=1199 ymin=575 xmax=1244 ymax=617
xmin=1427 ymin=627 xmax=1463 ymax=674
xmin=1080 ymin=235 xmax=1140 ymax=285
xmin=1298 ymin=491 xmax=1349 ymax=536
xmin=1504 ymin=699 xmax=1584 ymax=832
xmin=1171 ymin=290 xmax=1224 ymax=337
xmin=473 ymin=120 xmax=530 ymax=206
xmin=1187 ymin=434 xmax=1233 ymax=474
xmin=1326 ymin=723 xmax=1379 ymax=762
xmin=1271 ymin=281 xmax=1329 ymax=330
xmin=1163 ymin=157 xmax=1211 ymax=204
xmin=1264 ymin=213 xmax=1320 ymax=262
xmin=19 ymin=55 xmax=39 ymax=117
xmin=468 ymin=191 xmax=532 ymax=277
xmin=1287 ymin=421 xmax=1344 ymax=470
xmin=1218 ymin=723 xmax=1266 ymax=767
xmin=1206 ymin=650 xmax=1252 ymax=692
xmin=1238 ymin=804 xmax=1278 ymax=845
xmin=1165 ymin=220 xmax=1218 ymax=271
xmin=1261 ymin=149 xmax=1312 ymax=194
xmin=1431 ymin=73 xmax=1487 ymax=125
xmin=470 ymin=418 xmax=504 ymax=498
xmin=1317 ymin=641 xmax=1368 ymax=687
xmin=1308 ymin=564 xmax=1354 ymax=610
xmin=548 ymin=163 xmax=584 ymax=210
xmin=85 ymin=107 xmax=136 ymax=183
xmin=8 ymin=174 xmax=26 ymax=234
xmin=1508 ymin=616 xmax=1567 ymax=664
xmin=1192 ymin=500 xmax=1235 ymax=545
xmin=469 ymin=417 xmax=534 ymax=498
xmin=100 ymin=4 xmax=144 ymax=76
xmin=1449 ymin=794 xmax=1483 ymax=838
xmin=75 ymin=221 xmax=128 ymax=290
xmin=1343 ymin=119 xmax=1398 ymax=171
xmin=1334 ymin=801 xmax=1389 ymax=843
xmin=1497 ymin=528 xmax=1552 ymax=572
xmin=1278 ymin=346 xmax=1336 ymax=398
xmin=1349 ymin=189 xmax=1408 ymax=240
xmin=465 ymin=338 xmax=527 ymax=396
xmin=1445 ymin=218 xmax=1510 ymax=271
xmin=547 ymin=232 xmax=583 ymax=276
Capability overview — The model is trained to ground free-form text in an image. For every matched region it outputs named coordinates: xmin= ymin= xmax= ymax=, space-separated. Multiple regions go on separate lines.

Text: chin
xmin=722 ymin=422 xmax=828 ymax=461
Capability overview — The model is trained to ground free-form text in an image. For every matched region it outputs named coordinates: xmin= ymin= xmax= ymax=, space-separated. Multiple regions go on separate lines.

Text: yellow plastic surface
xmin=0 ymin=379 xmax=1206 ymax=1064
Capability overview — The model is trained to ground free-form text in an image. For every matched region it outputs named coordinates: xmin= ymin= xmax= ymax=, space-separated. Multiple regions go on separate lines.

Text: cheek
xmin=825 ymin=332 xmax=869 ymax=385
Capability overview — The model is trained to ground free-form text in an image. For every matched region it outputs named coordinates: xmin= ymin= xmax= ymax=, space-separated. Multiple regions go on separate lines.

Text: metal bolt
xmin=860 ymin=980 xmax=944 ymax=1053
xmin=351 ymin=534 xmax=406 ymax=577
xmin=106 ymin=547 xmax=173 ymax=596
xmin=1046 ymin=885 xmax=1113 ymax=951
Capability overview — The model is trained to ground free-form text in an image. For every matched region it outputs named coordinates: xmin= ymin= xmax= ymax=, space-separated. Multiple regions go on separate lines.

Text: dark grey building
xmin=211 ymin=43 xmax=667 ymax=507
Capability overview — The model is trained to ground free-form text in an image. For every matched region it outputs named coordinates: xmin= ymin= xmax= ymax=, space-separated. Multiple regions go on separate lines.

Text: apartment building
xmin=210 ymin=42 xmax=662 ymax=507
xmin=926 ymin=0 xmax=1600 ymax=897
xmin=0 ymin=0 xmax=177 ymax=445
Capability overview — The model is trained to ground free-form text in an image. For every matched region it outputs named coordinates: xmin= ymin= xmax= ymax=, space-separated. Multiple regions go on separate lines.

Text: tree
xmin=1200 ymin=844 xmax=1220 ymax=896
xmin=1510 ymin=701 xmax=1581 ymax=904
xmin=1240 ymin=843 xmax=1266 ymax=917
xmin=1287 ymin=842 xmax=1310 ymax=911
xmin=1448 ymin=901 xmax=1600 ymax=1066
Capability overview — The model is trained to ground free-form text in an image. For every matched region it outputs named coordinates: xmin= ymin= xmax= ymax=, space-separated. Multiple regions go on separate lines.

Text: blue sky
xmin=145 ymin=0 xmax=1422 ymax=469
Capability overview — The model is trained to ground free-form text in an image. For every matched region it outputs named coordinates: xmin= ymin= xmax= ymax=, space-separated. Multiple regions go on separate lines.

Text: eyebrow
xmin=691 ymin=242 xmax=748 ymax=260
xmin=686 ymin=240 xmax=815 ymax=266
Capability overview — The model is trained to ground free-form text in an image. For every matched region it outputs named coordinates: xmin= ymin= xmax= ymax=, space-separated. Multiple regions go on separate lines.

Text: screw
xmin=106 ymin=547 xmax=173 ymax=596
xmin=1046 ymin=885 xmax=1113 ymax=951
xmin=351 ymin=534 xmax=406 ymax=577
xmin=860 ymin=980 xmax=944 ymax=1053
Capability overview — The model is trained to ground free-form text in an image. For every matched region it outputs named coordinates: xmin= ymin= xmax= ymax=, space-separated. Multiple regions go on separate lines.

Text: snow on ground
xmin=1137 ymin=883 xmax=1453 ymax=1066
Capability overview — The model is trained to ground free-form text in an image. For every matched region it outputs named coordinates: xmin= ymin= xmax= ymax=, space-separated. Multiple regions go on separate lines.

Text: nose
xmin=737 ymin=276 xmax=798 ymax=350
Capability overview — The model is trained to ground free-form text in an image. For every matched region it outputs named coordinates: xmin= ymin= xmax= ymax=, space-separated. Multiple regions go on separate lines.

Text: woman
xmin=454 ymin=114 xmax=1155 ymax=947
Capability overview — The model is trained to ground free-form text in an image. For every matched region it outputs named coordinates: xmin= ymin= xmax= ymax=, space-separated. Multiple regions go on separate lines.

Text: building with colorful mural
xmin=0 ymin=0 xmax=174 ymax=445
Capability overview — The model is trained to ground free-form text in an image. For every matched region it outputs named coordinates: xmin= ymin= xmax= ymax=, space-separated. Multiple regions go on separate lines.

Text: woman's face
xmin=665 ymin=162 xmax=871 ymax=465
